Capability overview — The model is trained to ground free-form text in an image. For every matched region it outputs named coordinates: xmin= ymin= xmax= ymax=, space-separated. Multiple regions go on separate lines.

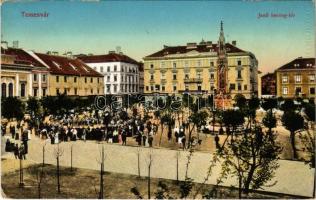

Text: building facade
xmin=1 ymin=46 xmax=49 ymax=99
xmin=77 ymin=52 xmax=141 ymax=95
xmin=276 ymin=57 xmax=315 ymax=99
xmin=261 ymin=72 xmax=276 ymax=97
xmin=139 ymin=62 xmax=144 ymax=94
xmin=143 ymin=22 xmax=258 ymax=99
xmin=30 ymin=52 xmax=104 ymax=96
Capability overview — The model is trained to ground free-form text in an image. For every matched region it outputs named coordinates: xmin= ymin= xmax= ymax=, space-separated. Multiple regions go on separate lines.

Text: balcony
xmin=184 ymin=78 xmax=202 ymax=84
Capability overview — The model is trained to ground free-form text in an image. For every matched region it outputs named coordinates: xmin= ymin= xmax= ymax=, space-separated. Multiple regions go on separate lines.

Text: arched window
xmin=8 ymin=83 xmax=13 ymax=97
xmin=21 ymin=83 xmax=26 ymax=97
xmin=1 ymin=83 xmax=6 ymax=97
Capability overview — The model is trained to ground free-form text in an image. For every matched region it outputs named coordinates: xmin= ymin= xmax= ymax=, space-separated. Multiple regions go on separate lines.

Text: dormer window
xmin=69 ymin=63 xmax=77 ymax=71
xmin=52 ymin=61 xmax=61 ymax=69
xmin=82 ymin=66 xmax=89 ymax=72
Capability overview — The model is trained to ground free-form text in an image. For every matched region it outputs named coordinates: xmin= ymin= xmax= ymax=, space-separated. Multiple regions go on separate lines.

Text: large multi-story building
xmin=261 ymin=72 xmax=276 ymax=97
xmin=276 ymin=57 xmax=315 ymax=99
xmin=143 ymin=22 xmax=258 ymax=99
xmin=30 ymin=52 xmax=104 ymax=96
xmin=1 ymin=45 xmax=49 ymax=99
xmin=139 ymin=62 xmax=144 ymax=94
xmin=77 ymin=52 xmax=141 ymax=95
xmin=1 ymin=43 xmax=104 ymax=98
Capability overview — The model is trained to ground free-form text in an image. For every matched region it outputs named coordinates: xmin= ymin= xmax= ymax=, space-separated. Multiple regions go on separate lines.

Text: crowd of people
xmin=3 ymin=122 xmax=30 ymax=160
xmin=2 ymin=105 xmax=208 ymax=159
xmin=36 ymin=107 xmax=162 ymax=148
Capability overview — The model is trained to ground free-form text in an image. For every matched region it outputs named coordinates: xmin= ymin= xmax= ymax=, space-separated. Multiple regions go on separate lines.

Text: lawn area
xmin=1 ymin=158 xmax=302 ymax=199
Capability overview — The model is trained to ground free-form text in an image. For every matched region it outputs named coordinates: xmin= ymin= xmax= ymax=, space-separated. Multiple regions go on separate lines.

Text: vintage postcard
xmin=1 ymin=0 xmax=315 ymax=199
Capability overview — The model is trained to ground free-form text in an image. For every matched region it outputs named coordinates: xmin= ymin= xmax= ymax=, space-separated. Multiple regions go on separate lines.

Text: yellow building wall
xmin=144 ymin=55 xmax=257 ymax=99
xmin=48 ymin=74 xmax=104 ymax=96
xmin=276 ymin=69 xmax=316 ymax=99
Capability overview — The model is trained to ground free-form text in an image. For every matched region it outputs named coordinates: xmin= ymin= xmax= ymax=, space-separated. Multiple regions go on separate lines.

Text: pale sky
xmin=2 ymin=0 xmax=315 ymax=74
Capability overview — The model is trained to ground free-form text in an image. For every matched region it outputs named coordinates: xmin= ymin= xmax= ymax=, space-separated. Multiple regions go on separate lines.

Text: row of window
xmin=282 ymin=87 xmax=315 ymax=95
xmin=150 ymin=70 xmax=242 ymax=81
xmin=106 ymin=84 xmax=139 ymax=93
xmin=56 ymin=76 xmax=100 ymax=83
xmin=145 ymin=83 xmax=248 ymax=92
xmin=33 ymin=88 xmax=47 ymax=97
xmin=56 ymin=88 xmax=101 ymax=95
xmin=106 ymin=74 xmax=138 ymax=83
xmin=33 ymin=74 xmax=47 ymax=82
xmin=94 ymin=65 xmax=138 ymax=73
xmin=1 ymin=82 xmax=47 ymax=98
xmin=282 ymin=74 xmax=315 ymax=83
xmin=149 ymin=60 xmax=243 ymax=69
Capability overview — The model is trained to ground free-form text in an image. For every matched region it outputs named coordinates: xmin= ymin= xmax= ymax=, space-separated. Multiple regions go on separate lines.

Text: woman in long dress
xmin=54 ymin=132 xmax=59 ymax=144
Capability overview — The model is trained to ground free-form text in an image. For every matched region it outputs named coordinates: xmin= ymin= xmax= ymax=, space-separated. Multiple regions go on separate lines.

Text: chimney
xmin=1 ymin=41 xmax=8 ymax=49
xmin=116 ymin=46 xmax=121 ymax=54
xmin=186 ymin=42 xmax=197 ymax=49
xmin=67 ymin=51 xmax=72 ymax=57
xmin=206 ymin=41 xmax=213 ymax=47
xmin=232 ymin=40 xmax=237 ymax=46
xmin=199 ymin=39 xmax=206 ymax=45
xmin=13 ymin=40 xmax=19 ymax=48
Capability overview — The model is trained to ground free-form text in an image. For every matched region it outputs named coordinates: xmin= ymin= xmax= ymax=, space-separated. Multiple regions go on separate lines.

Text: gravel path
xmin=2 ymin=135 xmax=313 ymax=197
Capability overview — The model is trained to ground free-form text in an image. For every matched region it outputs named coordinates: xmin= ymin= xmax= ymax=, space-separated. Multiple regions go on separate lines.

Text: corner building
xmin=143 ymin=22 xmax=258 ymax=99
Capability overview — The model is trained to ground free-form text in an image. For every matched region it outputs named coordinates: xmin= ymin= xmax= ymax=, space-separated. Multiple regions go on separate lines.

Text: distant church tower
xmin=217 ymin=21 xmax=228 ymax=94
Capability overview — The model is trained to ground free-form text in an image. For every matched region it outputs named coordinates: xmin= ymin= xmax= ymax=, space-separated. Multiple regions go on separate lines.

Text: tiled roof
xmin=1 ymin=47 xmax=46 ymax=68
xmin=77 ymin=52 xmax=139 ymax=65
xmin=34 ymin=53 xmax=103 ymax=77
xmin=277 ymin=57 xmax=315 ymax=71
xmin=144 ymin=43 xmax=246 ymax=58
xmin=261 ymin=72 xmax=275 ymax=79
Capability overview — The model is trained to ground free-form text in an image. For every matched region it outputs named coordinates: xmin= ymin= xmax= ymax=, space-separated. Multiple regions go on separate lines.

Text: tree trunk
xmin=57 ymin=157 xmax=60 ymax=194
xmin=290 ymin=131 xmax=297 ymax=159
xmin=243 ymin=165 xmax=256 ymax=195
xmin=42 ymin=146 xmax=45 ymax=167
xmin=137 ymin=151 xmax=140 ymax=178
xmin=70 ymin=146 xmax=73 ymax=171
xmin=19 ymin=158 xmax=24 ymax=187
xmin=187 ymin=124 xmax=195 ymax=149
xmin=159 ymin=124 xmax=163 ymax=146
xmin=38 ymin=184 xmax=41 ymax=199
xmin=238 ymin=175 xmax=242 ymax=199
xmin=176 ymin=151 xmax=179 ymax=184
xmin=148 ymin=164 xmax=151 ymax=199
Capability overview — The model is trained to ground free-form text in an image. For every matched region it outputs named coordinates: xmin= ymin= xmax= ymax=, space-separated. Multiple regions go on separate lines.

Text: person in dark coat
xmin=215 ymin=134 xmax=220 ymax=149
xmin=122 ymin=131 xmax=127 ymax=146
xmin=5 ymin=139 xmax=11 ymax=152
xmin=148 ymin=135 xmax=153 ymax=147
xmin=167 ymin=126 xmax=172 ymax=141
xmin=142 ymin=134 xmax=147 ymax=146
xmin=14 ymin=144 xmax=19 ymax=159
xmin=181 ymin=137 xmax=186 ymax=150
xmin=136 ymin=133 xmax=142 ymax=146
xmin=19 ymin=144 xmax=26 ymax=160
xmin=10 ymin=125 xmax=15 ymax=139
xmin=21 ymin=130 xmax=28 ymax=154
